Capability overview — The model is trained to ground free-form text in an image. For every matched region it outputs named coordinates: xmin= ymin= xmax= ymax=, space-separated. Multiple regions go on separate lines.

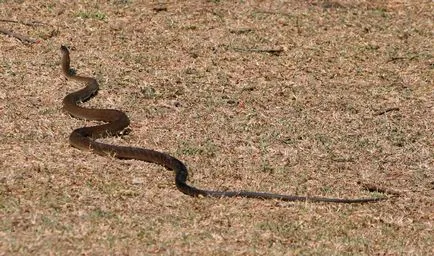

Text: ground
xmin=0 ymin=0 xmax=433 ymax=255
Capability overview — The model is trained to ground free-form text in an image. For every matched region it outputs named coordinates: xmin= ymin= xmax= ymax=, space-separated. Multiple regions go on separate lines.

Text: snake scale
xmin=61 ymin=45 xmax=386 ymax=203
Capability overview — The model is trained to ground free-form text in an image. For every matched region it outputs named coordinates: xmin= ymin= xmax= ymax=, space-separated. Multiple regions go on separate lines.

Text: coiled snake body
xmin=61 ymin=45 xmax=385 ymax=203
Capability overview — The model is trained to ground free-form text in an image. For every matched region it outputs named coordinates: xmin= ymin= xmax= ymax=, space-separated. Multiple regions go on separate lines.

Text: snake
xmin=61 ymin=45 xmax=387 ymax=203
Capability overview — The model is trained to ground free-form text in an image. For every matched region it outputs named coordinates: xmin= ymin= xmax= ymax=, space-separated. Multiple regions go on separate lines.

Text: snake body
xmin=61 ymin=45 xmax=386 ymax=203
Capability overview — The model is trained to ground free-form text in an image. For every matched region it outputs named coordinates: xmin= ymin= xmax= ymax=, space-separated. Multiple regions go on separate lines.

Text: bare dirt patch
xmin=1 ymin=1 xmax=432 ymax=255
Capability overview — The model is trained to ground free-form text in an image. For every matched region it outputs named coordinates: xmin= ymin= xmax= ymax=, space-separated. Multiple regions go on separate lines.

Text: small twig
xmin=296 ymin=17 xmax=301 ymax=35
xmin=0 ymin=18 xmax=47 ymax=27
xmin=359 ymin=182 xmax=401 ymax=197
xmin=229 ymin=28 xmax=253 ymax=34
xmin=0 ymin=27 xmax=37 ymax=44
xmin=232 ymin=47 xmax=284 ymax=55
xmin=254 ymin=10 xmax=291 ymax=16
xmin=387 ymin=56 xmax=406 ymax=63
xmin=374 ymin=107 xmax=400 ymax=116
xmin=322 ymin=1 xmax=345 ymax=9
xmin=152 ymin=6 xmax=167 ymax=12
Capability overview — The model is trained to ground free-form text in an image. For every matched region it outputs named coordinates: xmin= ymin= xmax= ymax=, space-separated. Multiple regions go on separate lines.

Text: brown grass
xmin=1 ymin=0 xmax=433 ymax=255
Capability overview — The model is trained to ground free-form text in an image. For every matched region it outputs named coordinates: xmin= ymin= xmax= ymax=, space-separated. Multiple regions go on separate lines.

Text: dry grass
xmin=1 ymin=0 xmax=433 ymax=255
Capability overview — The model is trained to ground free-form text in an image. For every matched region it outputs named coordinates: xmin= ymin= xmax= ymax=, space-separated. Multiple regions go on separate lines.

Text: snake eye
xmin=60 ymin=45 xmax=70 ymax=53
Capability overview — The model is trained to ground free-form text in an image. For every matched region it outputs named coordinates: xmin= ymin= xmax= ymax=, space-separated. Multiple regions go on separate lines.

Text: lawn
xmin=0 ymin=1 xmax=432 ymax=255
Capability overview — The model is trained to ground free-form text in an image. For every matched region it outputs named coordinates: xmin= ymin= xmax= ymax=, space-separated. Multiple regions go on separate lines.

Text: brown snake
xmin=61 ymin=45 xmax=387 ymax=203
